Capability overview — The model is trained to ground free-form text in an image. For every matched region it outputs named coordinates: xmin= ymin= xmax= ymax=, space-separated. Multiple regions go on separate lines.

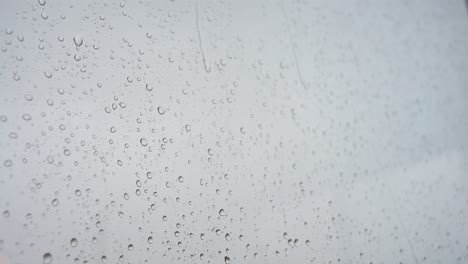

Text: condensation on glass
xmin=0 ymin=0 xmax=468 ymax=263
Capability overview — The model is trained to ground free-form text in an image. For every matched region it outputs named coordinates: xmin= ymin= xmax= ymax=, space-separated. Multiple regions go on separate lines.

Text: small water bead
xmin=293 ymin=238 xmax=300 ymax=246
xmin=43 ymin=253 xmax=52 ymax=264
xmin=157 ymin=106 xmax=165 ymax=115
xmin=4 ymin=160 xmax=13 ymax=167
xmin=70 ymin=238 xmax=78 ymax=247
xmin=219 ymin=209 xmax=225 ymax=216
xmin=225 ymin=233 xmax=231 ymax=241
xmin=74 ymin=189 xmax=82 ymax=196
xmin=140 ymin=138 xmax=148 ymax=146
xmin=224 ymin=256 xmax=231 ymax=264
xmin=177 ymin=176 xmax=184 ymax=183
xmin=38 ymin=0 xmax=46 ymax=6
xmin=146 ymin=172 xmax=153 ymax=179
xmin=127 ymin=244 xmax=134 ymax=251
xmin=5 ymin=28 xmax=13 ymax=35
xmin=101 ymin=256 xmax=107 ymax=262
xmin=123 ymin=193 xmax=129 ymax=200
xmin=110 ymin=126 xmax=116 ymax=133
xmin=23 ymin=114 xmax=32 ymax=121
xmin=73 ymin=35 xmax=83 ymax=47
xmin=147 ymin=236 xmax=153 ymax=244
xmin=51 ymin=198 xmax=59 ymax=206
xmin=0 ymin=116 xmax=7 ymax=122
xmin=145 ymin=83 xmax=153 ymax=91
xmin=44 ymin=71 xmax=52 ymax=78
xmin=3 ymin=210 xmax=10 ymax=218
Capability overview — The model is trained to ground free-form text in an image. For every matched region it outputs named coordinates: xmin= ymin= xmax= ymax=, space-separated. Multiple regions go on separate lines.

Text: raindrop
xmin=127 ymin=244 xmax=134 ymax=251
xmin=73 ymin=35 xmax=83 ymax=47
xmin=38 ymin=0 xmax=46 ymax=6
xmin=43 ymin=253 xmax=52 ymax=264
xmin=140 ymin=138 xmax=148 ymax=146
xmin=146 ymin=172 xmax=153 ymax=179
xmin=23 ymin=114 xmax=32 ymax=121
xmin=4 ymin=160 xmax=13 ymax=167
xmin=70 ymin=238 xmax=78 ymax=247
xmin=3 ymin=210 xmax=10 ymax=218
xmin=147 ymin=236 xmax=153 ymax=244
xmin=51 ymin=198 xmax=59 ymax=206
xmin=157 ymin=106 xmax=165 ymax=115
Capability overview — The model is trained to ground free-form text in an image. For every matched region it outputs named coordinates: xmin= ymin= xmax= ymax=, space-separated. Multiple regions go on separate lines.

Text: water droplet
xmin=4 ymin=160 xmax=13 ymax=167
xmin=44 ymin=71 xmax=52 ymax=78
xmin=70 ymin=238 xmax=78 ymax=247
xmin=3 ymin=210 xmax=10 ymax=218
xmin=51 ymin=198 xmax=59 ymax=206
xmin=43 ymin=253 xmax=52 ymax=264
xmin=219 ymin=209 xmax=225 ymax=216
xmin=22 ymin=114 xmax=32 ymax=121
xmin=147 ymin=236 xmax=153 ymax=244
xmin=5 ymin=28 xmax=13 ymax=35
xmin=145 ymin=83 xmax=153 ymax=91
xmin=157 ymin=106 xmax=165 ymax=115
xmin=73 ymin=35 xmax=83 ymax=47
xmin=146 ymin=172 xmax=153 ymax=179
xmin=294 ymin=238 xmax=300 ymax=247
xmin=224 ymin=256 xmax=231 ymax=264
xmin=177 ymin=176 xmax=184 ymax=183
xmin=127 ymin=244 xmax=134 ymax=251
xmin=38 ymin=0 xmax=46 ymax=6
xmin=140 ymin=138 xmax=148 ymax=146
